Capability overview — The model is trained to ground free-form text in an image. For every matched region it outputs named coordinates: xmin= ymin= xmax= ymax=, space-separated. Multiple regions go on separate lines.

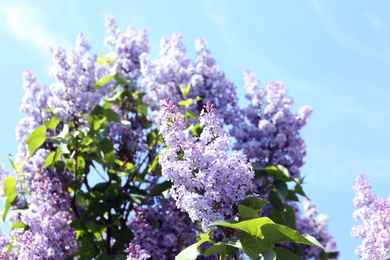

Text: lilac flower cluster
xmin=48 ymin=33 xmax=102 ymax=122
xmin=0 ymin=231 xmax=17 ymax=259
xmin=11 ymin=175 xmax=78 ymax=259
xmin=104 ymin=14 xmax=150 ymax=81
xmin=15 ymin=70 xmax=51 ymax=163
xmin=0 ymin=164 xmax=11 ymax=201
xmin=140 ymin=32 xmax=240 ymax=125
xmin=351 ymin=173 xmax=390 ymax=259
xmin=125 ymin=243 xmax=150 ymax=260
xmin=159 ymin=100 xmax=254 ymax=230
xmin=232 ymin=70 xmax=312 ymax=180
xmin=294 ymin=199 xmax=337 ymax=259
xmin=129 ymin=197 xmax=198 ymax=259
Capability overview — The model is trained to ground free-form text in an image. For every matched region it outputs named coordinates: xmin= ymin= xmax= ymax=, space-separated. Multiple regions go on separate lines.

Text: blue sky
xmin=1 ymin=1 xmax=390 ymax=259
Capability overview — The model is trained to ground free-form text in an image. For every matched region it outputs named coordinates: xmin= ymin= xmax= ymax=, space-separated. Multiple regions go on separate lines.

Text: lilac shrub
xmin=159 ymin=100 xmax=254 ymax=230
xmin=351 ymin=173 xmax=390 ymax=259
xmin=0 ymin=13 xmax=337 ymax=259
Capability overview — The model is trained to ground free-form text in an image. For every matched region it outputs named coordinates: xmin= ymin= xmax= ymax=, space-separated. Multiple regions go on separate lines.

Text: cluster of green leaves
xmin=177 ymin=197 xmax=324 ymax=260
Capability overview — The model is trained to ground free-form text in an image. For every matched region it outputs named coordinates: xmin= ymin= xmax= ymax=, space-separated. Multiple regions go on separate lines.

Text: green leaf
xmin=175 ymin=243 xmax=198 ymax=260
xmin=260 ymin=249 xmax=277 ymax=260
xmin=3 ymin=193 xmax=17 ymax=222
xmin=269 ymin=190 xmax=284 ymax=211
xmin=43 ymin=149 xmax=63 ymax=168
xmin=76 ymin=156 xmax=86 ymax=172
xmin=203 ymin=242 xmax=238 ymax=257
xmin=104 ymin=108 xmax=121 ymax=123
xmin=255 ymin=165 xmax=292 ymax=182
xmin=178 ymin=99 xmax=194 ymax=109
xmin=121 ymin=120 xmax=132 ymax=130
xmin=210 ymin=217 xmax=324 ymax=251
xmin=274 ymin=180 xmax=288 ymax=200
xmin=260 ymin=223 xmax=325 ymax=250
xmin=44 ymin=116 xmax=61 ymax=130
xmin=239 ymin=232 xmax=262 ymax=259
xmin=192 ymin=124 xmax=203 ymax=137
xmin=58 ymin=124 xmax=69 ymax=139
xmin=11 ymin=221 xmax=28 ymax=230
xmin=95 ymin=74 xmax=114 ymax=88
xmin=294 ymin=184 xmax=306 ymax=197
xmin=273 ymin=247 xmax=303 ymax=260
xmin=149 ymin=181 xmax=172 ymax=197
xmin=186 ymin=111 xmax=198 ymax=119
xmin=8 ymin=156 xmax=24 ymax=172
xmin=26 ymin=125 xmax=47 ymax=155
xmin=137 ymin=104 xmax=148 ymax=117
xmin=197 ymin=230 xmax=215 ymax=247
xmin=286 ymin=190 xmax=299 ymax=201
xmin=179 ymin=82 xmax=191 ymax=99
xmin=96 ymin=58 xmax=106 ymax=65
xmin=96 ymin=128 xmax=110 ymax=142
xmin=238 ymin=197 xmax=269 ymax=220
xmin=269 ymin=204 xmax=297 ymax=230
xmin=114 ymin=72 xmax=127 ymax=85
xmin=51 ymin=136 xmax=72 ymax=154
xmin=3 ymin=177 xmax=17 ymax=197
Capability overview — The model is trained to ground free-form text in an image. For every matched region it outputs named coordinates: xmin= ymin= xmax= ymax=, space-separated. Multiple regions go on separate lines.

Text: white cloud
xmin=0 ymin=3 xmax=71 ymax=51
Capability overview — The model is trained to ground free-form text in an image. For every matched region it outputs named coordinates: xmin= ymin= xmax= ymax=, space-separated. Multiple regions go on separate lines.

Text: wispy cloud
xmin=0 ymin=3 xmax=71 ymax=51
xmin=309 ymin=0 xmax=390 ymax=65
xmin=202 ymin=0 xmax=288 ymax=79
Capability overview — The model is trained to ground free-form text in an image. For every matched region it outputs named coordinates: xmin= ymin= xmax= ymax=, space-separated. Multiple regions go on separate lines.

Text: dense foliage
xmin=0 ymin=15 xmax=340 ymax=259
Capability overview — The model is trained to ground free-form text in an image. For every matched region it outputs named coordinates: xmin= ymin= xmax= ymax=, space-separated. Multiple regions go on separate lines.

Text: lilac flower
xmin=140 ymin=33 xmax=240 ymax=125
xmin=15 ymin=70 xmax=51 ymax=162
xmin=129 ymin=197 xmax=198 ymax=259
xmin=48 ymin=33 xmax=101 ymax=122
xmin=351 ymin=173 xmax=390 ymax=259
xmin=231 ymin=70 xmax=312 ymax=180
xmin=12 ymin=175 xmax=79 ymax=259
xmin=125 ymin=243 xmax=150 ymax=260
xmin=0 ymin=164 xmax=11 ymax=202
xmin=159 ymin=100 xmax=254 ymax=230
xmin=0 ymin=231 xmax=17 ymax=259
xmin=104 ymin=14 xmax=150 ymax=81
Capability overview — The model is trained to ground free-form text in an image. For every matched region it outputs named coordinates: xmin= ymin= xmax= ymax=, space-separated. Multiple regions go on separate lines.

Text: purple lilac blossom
xmin=351 ymin=173 xmax=390 ymax=259
xmin=129 ymin=197 xmax=198 ymax=259
xmin=158 ymin=99 xmax=254 ymax=230
xmin=0 ymin=164 xmax=11 ymax=202
xmin=47 ymin=33 xmax=101 ymax=122
xmin=104 ymin=14 xmax=150 ymax=81
xmin=11 ymin=175 xmax=79 ymax=259
xmin=15 ymin=70 xmax=51 ymax=163
xmin=125 ymin=243 xmax=150 ymax=260
xmin=231 ymin=70 xmax=312 ymax=180
xmin=140 ymin=33 xmax=240 ymax=125
xmin=0 ymin=231 xmax=17 ymax=259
